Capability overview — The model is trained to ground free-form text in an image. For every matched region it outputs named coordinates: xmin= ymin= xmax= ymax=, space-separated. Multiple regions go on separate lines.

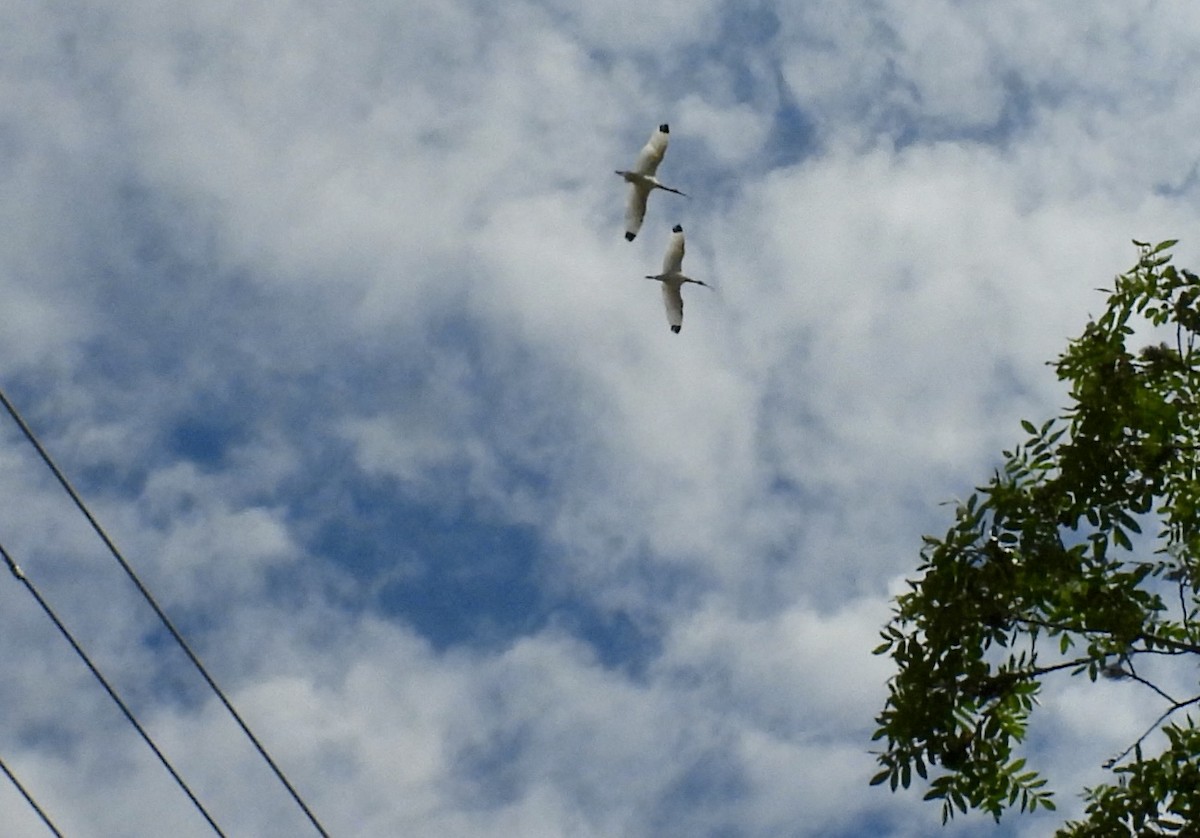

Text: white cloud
xmin=541 ymin=0 xmax=722 ymax=52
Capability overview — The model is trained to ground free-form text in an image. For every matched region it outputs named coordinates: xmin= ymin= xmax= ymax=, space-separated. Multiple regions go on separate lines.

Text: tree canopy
xmin=872 ymin=241 xmax=1200 ymax=835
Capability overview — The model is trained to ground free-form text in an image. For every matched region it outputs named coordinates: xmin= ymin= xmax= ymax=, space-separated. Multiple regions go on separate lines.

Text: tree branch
xmin=1123 ymin=665 xmax=1178 ymax=705
xmin=1019 ymin=616 xmax=1200 ymax=656
xmin=1179 ymin=580 xmax=1191 ymax=635
xmin=1103 ymin=692 xmax=1200 ymax=769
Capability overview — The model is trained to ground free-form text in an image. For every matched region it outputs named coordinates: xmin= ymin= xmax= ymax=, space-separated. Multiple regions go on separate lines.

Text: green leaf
xmin=872 ymin=240 xmax=1200 ymax=833
xmin=1113 ymin=526 xmax=1132 ymax=551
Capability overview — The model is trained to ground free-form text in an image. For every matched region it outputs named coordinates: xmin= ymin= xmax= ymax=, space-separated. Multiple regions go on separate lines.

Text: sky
xmin=2 ymin=1 xmax=1199 ymax=835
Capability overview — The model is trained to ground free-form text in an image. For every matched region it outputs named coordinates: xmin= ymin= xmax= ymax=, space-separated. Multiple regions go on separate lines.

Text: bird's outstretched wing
xmin=624 ymin=184 xmax=650 ymax=241
xmin=662 ymin=282 xmax=684 ymax=333
xmin=632 ymin=124 xmax=669 ymax=176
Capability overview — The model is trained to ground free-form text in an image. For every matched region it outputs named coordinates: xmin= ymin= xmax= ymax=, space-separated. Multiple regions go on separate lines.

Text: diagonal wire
xmin=1 ymin=541 xmax=226 ymax=836
xmin=0 ymin=387 xmax=331 ymax=838
xmin=0 ymin=750 xmax=65 ymax=838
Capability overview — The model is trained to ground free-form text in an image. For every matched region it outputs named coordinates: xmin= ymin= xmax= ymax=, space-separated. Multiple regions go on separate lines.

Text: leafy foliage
xmin=872 ymin=241 xmax=1200 ymax=833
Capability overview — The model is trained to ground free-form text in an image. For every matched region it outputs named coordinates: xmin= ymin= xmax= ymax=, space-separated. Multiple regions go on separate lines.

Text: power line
xmin=1 ymin=541 xmax=226 ymax=836
xmin=0 ymin=386 xmax=331 ymax=838
xmin=0 ymin=750 xmax=65 ymax=838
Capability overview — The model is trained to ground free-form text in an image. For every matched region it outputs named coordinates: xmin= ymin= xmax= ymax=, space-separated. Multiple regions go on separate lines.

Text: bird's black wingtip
xmin=625 ymin=231 xmax=637 ymax=242
xmin=659 ymin=123 xmax=670 ymax=133
xmin=672 ymin=224 xmax=683 ymax=233
xmin=670 ymin=325 xmax=681 ymax=334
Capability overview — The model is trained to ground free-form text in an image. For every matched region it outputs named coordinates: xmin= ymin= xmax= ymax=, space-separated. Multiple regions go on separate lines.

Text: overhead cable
xmin=0 ymin=749 xmax=65 ymax=838
xmin=0 ymin=387 xmax=330 ymax=837
xmin=1 ymin=541 xmax=226 ymax=836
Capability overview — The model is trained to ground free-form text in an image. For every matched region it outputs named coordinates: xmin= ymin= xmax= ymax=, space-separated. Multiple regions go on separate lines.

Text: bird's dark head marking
xmin=670 ymin=325 xmax=681 ymax=334
xmin=659 ymin=124 xmax=670 ymax=133
xmin=625 ymin=231 xmax=637 ymax=242
xmin=672 ymin=224 xmax=683 ymax=233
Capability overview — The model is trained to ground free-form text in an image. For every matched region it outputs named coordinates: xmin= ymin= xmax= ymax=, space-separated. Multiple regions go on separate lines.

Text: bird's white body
xmin=645 ymin=224 xmax=710 ymax=333
xmin=616 ymin=124 xmax=687 ymax=242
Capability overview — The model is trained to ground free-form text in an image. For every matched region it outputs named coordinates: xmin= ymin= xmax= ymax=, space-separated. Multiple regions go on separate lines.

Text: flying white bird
xmin=645 ymin=224 xmax=711 ymax=334
xmin=615 ymin=123 xmax=687 ymax=242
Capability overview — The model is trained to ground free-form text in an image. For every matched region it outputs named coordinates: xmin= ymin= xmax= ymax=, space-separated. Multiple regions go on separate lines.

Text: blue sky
xmin=2 ymin=1 xmax=1199 ymax=835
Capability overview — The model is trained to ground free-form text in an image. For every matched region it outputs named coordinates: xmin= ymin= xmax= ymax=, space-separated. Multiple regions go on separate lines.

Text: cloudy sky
xmin=2 ymin=1 xmax=1199 ymax=835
